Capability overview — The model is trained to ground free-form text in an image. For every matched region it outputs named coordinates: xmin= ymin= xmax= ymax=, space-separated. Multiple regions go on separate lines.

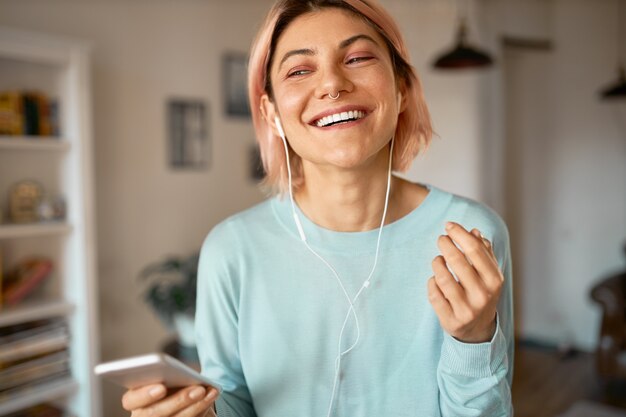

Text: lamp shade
xmin=433 ymin=19 xmax=494 ymax=69
xmin=600 ymin=66 xmax=626 ymax=99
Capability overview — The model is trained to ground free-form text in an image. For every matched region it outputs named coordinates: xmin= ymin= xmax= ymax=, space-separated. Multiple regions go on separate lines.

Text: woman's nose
xmin=316 ymin=64 xmax=353 ymax=99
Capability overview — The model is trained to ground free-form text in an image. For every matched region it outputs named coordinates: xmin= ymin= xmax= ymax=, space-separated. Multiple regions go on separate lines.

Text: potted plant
xmin=139 ymin=252 xmax=199 ymax=347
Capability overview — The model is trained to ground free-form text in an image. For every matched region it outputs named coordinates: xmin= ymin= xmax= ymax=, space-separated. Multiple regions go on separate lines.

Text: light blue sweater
xmin=195 ymin=184 xmax=514 ymax=417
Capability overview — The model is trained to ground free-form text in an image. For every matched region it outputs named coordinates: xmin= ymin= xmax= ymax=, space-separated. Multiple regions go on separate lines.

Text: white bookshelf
xmin=0 ymin=26 xmax=100 ymax=417
xmin=0 ymin=136 xmax=71 ymax=151
xmin=0 ymin=222 xmax=72 ymax=239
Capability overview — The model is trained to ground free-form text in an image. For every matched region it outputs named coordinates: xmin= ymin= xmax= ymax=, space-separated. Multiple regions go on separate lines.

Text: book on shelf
xmin=0 ymin=248 xmax=3 ymax=310
xmin=2 ymin=258 xmax=53 ymax=307
xmin=0 ymin=318 xmax=69 ymax=364
xmin=2 ymin=403 xmax=72 ymax=417
xmin=0 ymin=349 xmax=69 ymax=392
xmin=0 ymin=318 xmax=73 ymax=407
xmin=0 ymin=91 xmax=59 ymax=137
xmin=0 ymin=370 xmax=72 ymax=404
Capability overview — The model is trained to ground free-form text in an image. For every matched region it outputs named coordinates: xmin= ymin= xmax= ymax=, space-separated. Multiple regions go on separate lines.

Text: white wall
xmin=484 ymin=0 xmax=626 ymax=350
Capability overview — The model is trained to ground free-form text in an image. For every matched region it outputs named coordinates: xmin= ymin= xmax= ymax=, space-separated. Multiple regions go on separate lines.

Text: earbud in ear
xmin=274 ymin=116 xmax=286 ymax=139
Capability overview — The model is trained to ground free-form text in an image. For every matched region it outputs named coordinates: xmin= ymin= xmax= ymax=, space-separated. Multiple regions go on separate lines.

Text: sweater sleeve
xmin=436 ymin=215 xmax=514 ymax=417
xmin=195 ymin=224 xmax=257 ymax=417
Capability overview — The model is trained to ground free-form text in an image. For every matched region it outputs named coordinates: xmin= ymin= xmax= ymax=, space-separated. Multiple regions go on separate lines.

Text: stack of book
xmin=3 ymin=403 xmax=72 ymax=417
xmin=0 ymin=91 xmax=60 ymax=137
xmin=0 ymin=318 xmax=71 ymax=404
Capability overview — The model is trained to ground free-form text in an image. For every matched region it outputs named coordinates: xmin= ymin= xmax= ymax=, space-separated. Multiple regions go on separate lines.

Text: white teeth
xmin=315 ymin=110 xmax=365 ymax=127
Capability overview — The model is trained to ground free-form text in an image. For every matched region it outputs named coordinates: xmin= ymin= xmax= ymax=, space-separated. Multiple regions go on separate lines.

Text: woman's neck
xmin=295 ymin=172 xmax=394 ymax=232
xmin=291 ymin=154 xmax=430 ymax=232
xmin=293 ymin=150 xmax=398 ymax=232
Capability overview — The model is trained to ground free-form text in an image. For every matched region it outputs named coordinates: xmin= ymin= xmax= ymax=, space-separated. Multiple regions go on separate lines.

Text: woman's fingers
xmin=427 ymin=276 xmax=455 ymax=328
xmin=170 ymin=388 xmax=218 ymax=417
xmin=436 ymin=235 xmax=487 ymax=300
xmin=123 ymin=385 xmax=218 ymax=416
xmin=431 ymin=254 xmax=477 ymax=318
xmin=428 ymin=222 xmax=504 ymax=343
xmin=471 ymin=228 xmax=497 ymax=263
xmin=443 ymin=223 xmax=502 ymax=292
xmin=122 ymin=384 xmax=167 ymax=411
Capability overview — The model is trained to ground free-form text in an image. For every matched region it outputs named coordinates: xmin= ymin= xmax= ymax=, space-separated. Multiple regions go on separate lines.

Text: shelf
xmin=0 ymin=136 xmax=69 ymax=151
xmin=0 ymin=25 xmax=100 ymax=417
xmin=0 ymin=299 xmax=75 ymax=327
xmin=0 ymin=222 xmax=71 ymax=240
xmin=0 ymin=376 xmax=77 ymax=415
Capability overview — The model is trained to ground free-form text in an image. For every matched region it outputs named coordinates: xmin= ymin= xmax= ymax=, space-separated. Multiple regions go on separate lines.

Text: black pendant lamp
xmin=433 ymin=15 xmax=494 ymax=70
xmin=600 ymin=66 xmax=626 ymax=99
xmin=600 ymin=0 xmax=626 ymax=99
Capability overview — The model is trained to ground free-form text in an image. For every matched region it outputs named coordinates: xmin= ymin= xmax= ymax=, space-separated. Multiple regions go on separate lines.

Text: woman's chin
xmin=318 ymin=153 xmax=383 ymax=172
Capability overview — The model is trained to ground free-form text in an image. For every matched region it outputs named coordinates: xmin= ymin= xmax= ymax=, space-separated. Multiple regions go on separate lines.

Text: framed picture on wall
xmin=167 ymin=98 xmax=209 ymax=169
xmin=223 ymin=53 xmax=251 ymax=118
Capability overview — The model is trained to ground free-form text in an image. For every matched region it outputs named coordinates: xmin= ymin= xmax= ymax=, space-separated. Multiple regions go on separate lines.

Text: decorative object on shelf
xmin=599 ymin=0 xmax=626 ymax=99
xmin=2 ymin=257 xmax=53 ymax=307
xmin=432 ymin=0 xmax=493 ymax=70
xmin=139 ymin=253 xmax=199 ymax=347
xmin=0 ymin=90 xmax=60 ymax=136
xmin=167 ymin=99 xmax=209 ymax=170
xmin=223 ymin=52 xmax=251 ymax=117
xmin=37 ymin=195 xmax=66 ymax=222
xmin=8 ymin=180 xmax=43 ymax=224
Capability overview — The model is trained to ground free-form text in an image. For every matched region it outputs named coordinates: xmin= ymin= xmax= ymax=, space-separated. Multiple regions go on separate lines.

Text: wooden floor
xmin=512 ymin=341 xmax=626 ymax=417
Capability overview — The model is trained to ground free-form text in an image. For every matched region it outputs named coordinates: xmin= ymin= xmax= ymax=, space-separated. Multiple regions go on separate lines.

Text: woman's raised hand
xmin=427 ymin=222 xmax=504 ymax=343
xmin=122 ymin=383 xmax=219 ymax=417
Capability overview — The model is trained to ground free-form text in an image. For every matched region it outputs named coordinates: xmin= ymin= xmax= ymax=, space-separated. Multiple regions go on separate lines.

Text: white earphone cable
xmin=275 ymin=116 xmax=393 ymax=417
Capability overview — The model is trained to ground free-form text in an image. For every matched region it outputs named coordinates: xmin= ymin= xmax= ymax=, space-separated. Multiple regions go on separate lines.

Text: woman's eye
xmin=347 ymin=56 xmax=373 ymax=64
xmin=287 ymin=69 xmax=310 ymax=77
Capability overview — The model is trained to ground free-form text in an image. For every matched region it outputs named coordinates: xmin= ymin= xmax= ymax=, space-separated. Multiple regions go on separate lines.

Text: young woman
xmin=122 ymin=1 xmax=513 ymax=416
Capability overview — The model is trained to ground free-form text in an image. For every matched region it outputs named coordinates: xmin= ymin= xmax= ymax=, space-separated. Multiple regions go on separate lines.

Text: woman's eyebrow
xmin=277 ymin=34 xmax=379 ymax=71
xmin=279 ymin=48 xmax=316 ymax=70
xmin=338 ymin=34 xmax=379 ymax=49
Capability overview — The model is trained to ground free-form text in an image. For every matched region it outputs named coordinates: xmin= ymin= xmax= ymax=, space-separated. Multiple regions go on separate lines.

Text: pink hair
xmin=248 ymin=0 xmax=433 ymax=195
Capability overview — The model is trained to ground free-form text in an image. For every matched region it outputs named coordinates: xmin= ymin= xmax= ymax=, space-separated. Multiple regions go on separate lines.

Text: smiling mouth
xmin=314 ymin=110 xmax=367 ymax=128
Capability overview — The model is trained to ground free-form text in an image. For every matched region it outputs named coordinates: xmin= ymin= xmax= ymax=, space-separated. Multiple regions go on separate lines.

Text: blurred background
xmin=0 ymin=0 xmax=625 ymax=416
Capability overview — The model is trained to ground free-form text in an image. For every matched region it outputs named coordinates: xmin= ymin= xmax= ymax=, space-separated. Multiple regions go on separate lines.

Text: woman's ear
xmin=260 ymin=94 xmax=281 ymax=137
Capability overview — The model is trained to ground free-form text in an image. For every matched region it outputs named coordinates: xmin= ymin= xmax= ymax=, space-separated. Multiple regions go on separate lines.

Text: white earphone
xmin=273 ymin=115 xmax=394 ymax=417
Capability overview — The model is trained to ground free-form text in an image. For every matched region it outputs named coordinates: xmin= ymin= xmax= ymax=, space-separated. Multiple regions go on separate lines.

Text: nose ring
xmin=328 ymin=91 xmax=340 ymax=100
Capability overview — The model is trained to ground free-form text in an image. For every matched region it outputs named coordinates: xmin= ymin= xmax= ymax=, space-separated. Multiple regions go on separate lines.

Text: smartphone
xmin=94 ymin=352 xmax=222 ymax=392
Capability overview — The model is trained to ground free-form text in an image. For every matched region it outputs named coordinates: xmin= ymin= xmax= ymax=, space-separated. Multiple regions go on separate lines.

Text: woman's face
xmin=262 ymin=7 xmax=403 ymax=173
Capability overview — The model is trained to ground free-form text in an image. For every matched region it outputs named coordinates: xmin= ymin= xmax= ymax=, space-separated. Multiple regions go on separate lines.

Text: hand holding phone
xmin=95 ymin=352 xmax=222 ymax=392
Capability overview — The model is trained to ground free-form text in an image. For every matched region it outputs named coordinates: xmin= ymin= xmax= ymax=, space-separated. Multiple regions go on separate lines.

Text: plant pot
xmin=173 ymin=313 xmax=196 ymax=348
